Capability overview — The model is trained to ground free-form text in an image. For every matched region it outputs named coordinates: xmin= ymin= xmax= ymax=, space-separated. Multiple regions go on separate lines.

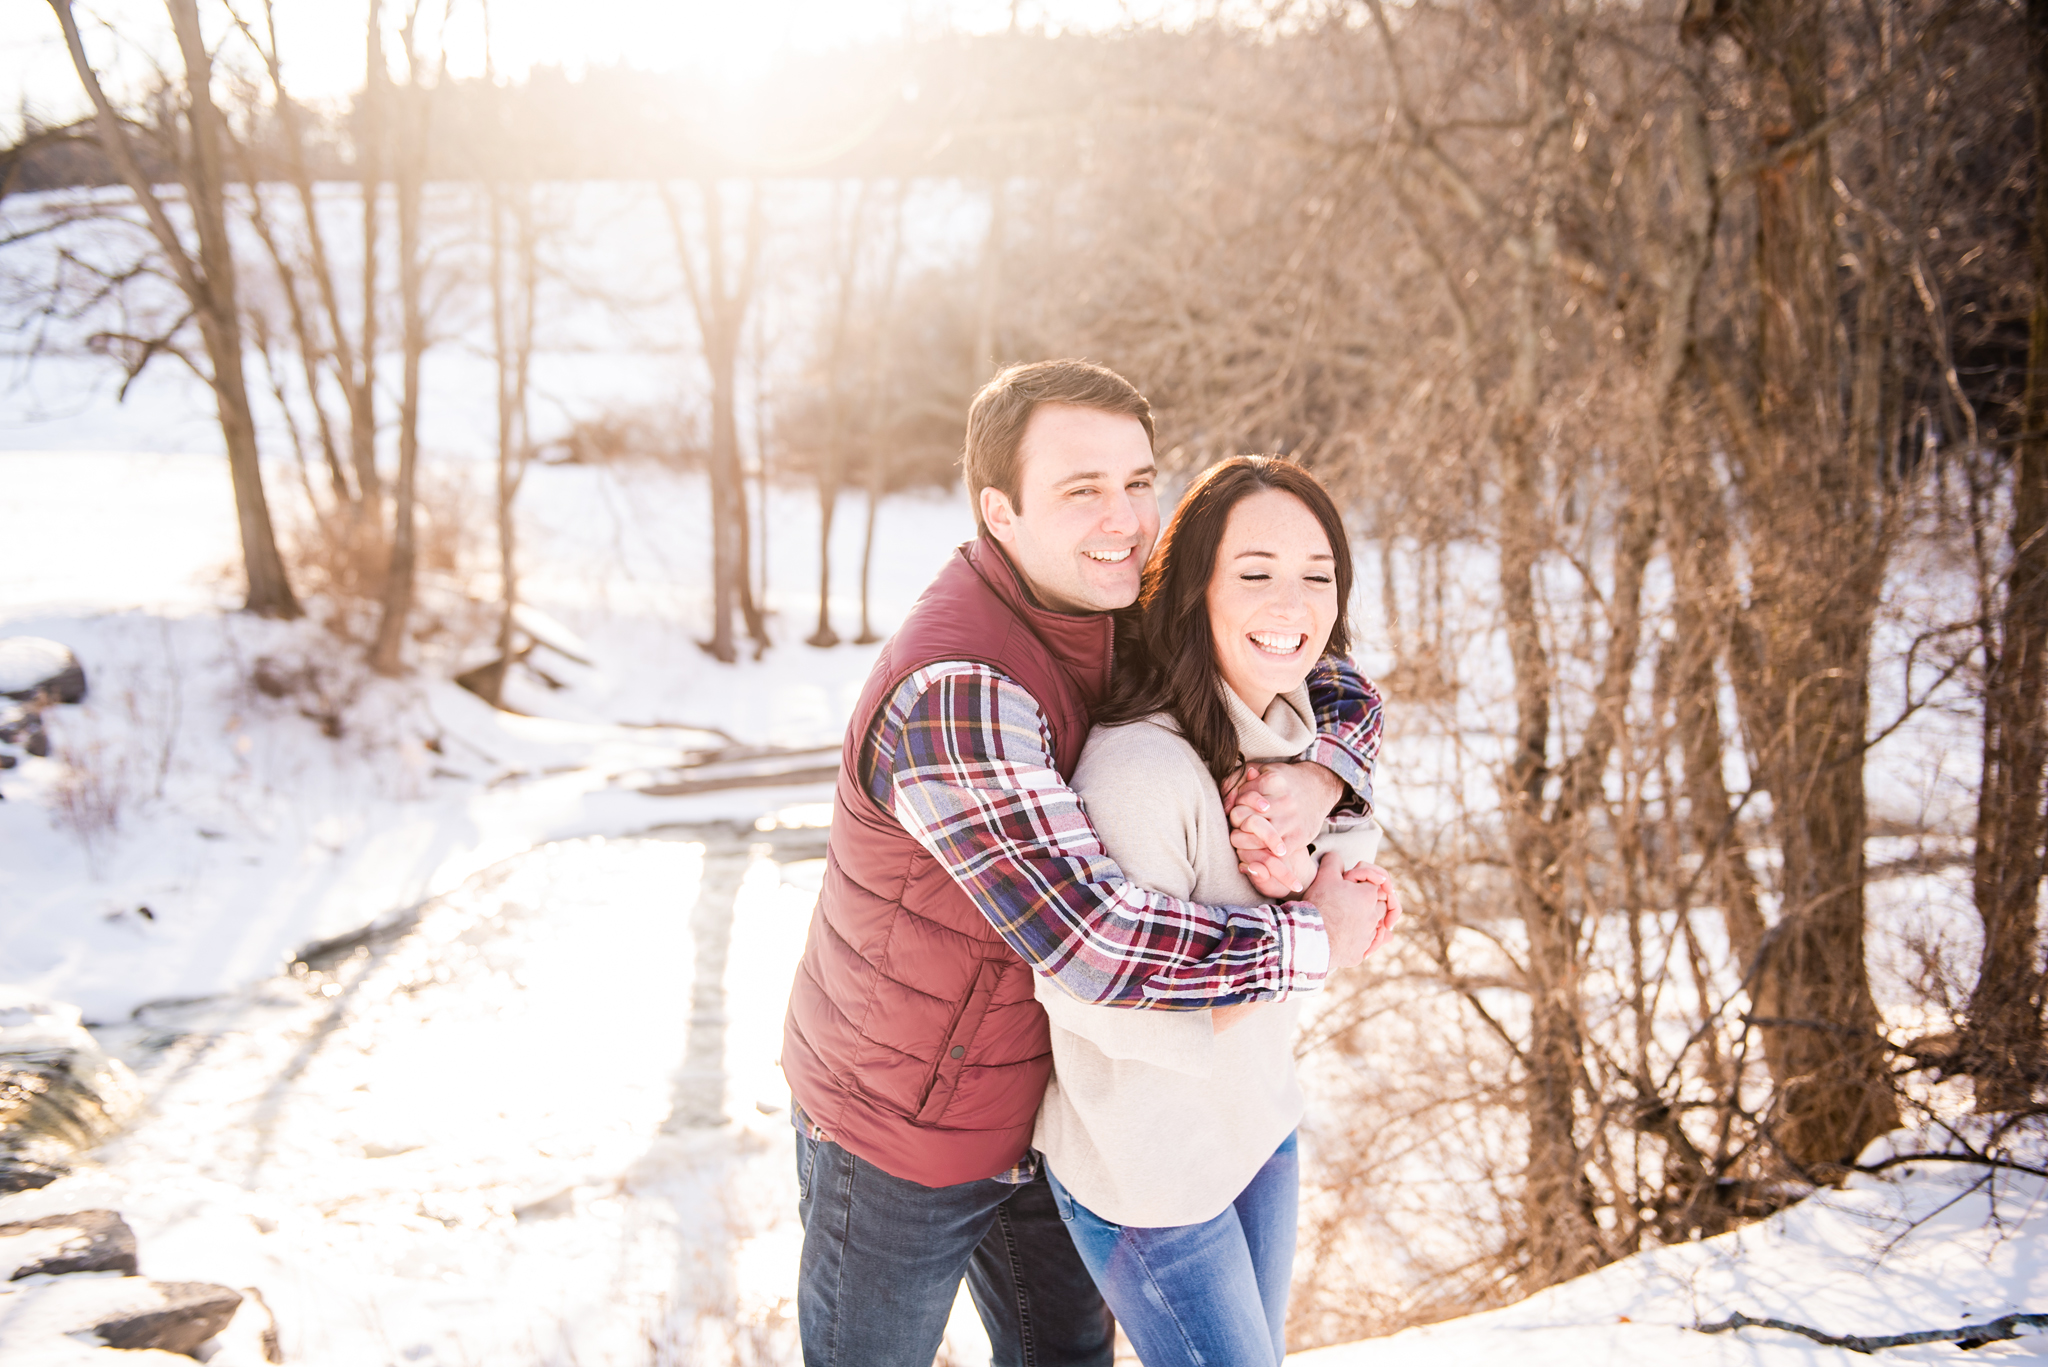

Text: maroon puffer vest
xmin=781 ymin=535 xmax=1113 ymax=1187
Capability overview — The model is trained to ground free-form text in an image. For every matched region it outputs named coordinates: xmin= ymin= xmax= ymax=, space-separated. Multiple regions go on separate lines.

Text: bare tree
xmin=662 ymin=177 xmax=770 ymax=663
xmin=806 ymin=179 xmax=875 ymax=648
xmin=855 ymin=178 xmax=911 ymax=644
xmin=47 ymin=0 xmax=300 ymax=618
xmin=369 ymin=0 xmax=444 ymax=676
xmin=1966 ymin=0 xmax=2048 ymax=1111
xmin=1704 ymin=0 xmax=1903 ymax=1172
xmin=457 ymin=6 xmax=541 ymax=708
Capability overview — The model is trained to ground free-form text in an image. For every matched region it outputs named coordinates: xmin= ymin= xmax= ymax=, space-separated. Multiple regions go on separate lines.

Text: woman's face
xmin=1204 ymin=487 xmax=1338 ymax=712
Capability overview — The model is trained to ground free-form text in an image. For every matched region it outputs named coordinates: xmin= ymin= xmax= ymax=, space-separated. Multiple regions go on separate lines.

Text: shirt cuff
xmin=1263 ymin=897 xmax=1330 ymax=991
xmin=1302 ymin=735 xmax=1374 ymax=819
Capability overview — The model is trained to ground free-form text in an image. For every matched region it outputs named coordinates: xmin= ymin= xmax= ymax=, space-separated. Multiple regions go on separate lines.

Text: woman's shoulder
xmin=1076 ymin=713 xmax=1211 ymax=784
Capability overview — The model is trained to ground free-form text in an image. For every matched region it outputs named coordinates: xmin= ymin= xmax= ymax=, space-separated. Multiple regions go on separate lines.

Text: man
xmin=781 ymin=360 xmax=1388 ymax=1366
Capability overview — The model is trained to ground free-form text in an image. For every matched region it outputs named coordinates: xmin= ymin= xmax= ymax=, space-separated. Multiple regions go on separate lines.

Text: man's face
xmin=981 ymin=404 xmax=1160 ymax=615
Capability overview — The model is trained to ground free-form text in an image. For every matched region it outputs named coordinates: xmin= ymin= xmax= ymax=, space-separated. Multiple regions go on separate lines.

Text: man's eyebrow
xmin=1053 ymin=464 xmax=1156 ymax=488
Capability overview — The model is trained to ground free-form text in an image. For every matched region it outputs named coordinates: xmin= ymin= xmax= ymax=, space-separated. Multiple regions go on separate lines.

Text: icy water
xmin=26 ymin=824 xmax=867 ymax=1366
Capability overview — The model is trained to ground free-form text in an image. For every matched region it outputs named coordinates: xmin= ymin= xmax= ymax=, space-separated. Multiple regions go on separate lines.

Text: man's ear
xmin=981 ymin=486 xmax=1018 ymax=543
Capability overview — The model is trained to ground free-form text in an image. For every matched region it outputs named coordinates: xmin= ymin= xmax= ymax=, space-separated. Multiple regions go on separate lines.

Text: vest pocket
xmin=914 ymin=959 xmax=999 ymax=1125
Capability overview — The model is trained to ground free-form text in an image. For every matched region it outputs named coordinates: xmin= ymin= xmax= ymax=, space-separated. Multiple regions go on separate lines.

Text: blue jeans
xmin=794 ymin=1131 xmax=1115 ymax=1367
xmin=1046 ymin=1132 xmax=1299 ymax=1367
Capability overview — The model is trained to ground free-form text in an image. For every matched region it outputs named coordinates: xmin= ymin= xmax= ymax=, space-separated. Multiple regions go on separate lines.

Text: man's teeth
xmin=1249 ymin=633 xmax=1304 ymax=654
xmin=1083 ymin=548 xmax=1133 ymax=563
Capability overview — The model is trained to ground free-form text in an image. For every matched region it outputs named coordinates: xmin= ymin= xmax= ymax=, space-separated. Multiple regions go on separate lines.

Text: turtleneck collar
xmin=1220 ymin=679 xmax=1315 ymax=762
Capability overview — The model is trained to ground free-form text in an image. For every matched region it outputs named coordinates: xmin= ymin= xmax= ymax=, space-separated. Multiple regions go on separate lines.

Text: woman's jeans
xmin=1046 ymin=1132 xmax=1298 ymax=1367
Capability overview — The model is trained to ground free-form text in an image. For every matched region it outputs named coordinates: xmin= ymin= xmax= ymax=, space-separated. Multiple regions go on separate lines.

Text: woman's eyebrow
xmin=1231 ymin=548 xmax=1334 ymax=560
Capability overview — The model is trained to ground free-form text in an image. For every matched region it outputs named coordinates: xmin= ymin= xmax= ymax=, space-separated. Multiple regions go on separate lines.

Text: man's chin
xmin=1079 ymin=570 xmax=1142 ymax=614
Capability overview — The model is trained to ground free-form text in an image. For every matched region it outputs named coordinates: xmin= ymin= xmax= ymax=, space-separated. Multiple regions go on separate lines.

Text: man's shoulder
xmin=886 ymin=660 xmax=1029 ymax=707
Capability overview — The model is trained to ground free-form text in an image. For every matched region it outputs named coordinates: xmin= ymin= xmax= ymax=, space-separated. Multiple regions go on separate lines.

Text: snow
xmin=1296 ymin=1126 xmax=2048 ymax=1364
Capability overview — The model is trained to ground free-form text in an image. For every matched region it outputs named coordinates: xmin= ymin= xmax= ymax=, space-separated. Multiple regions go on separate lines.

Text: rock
xmin=0 ymin=704 xmax=48 ymax=758
xmin=240 ymin=1284 xmax=285 ymax=1364
xmin=0 ymin=637 xmax=86 ymax=705
xmin=0 ymin=995 xmax=141 ymax=1193
xmin=90 ymin=1280 xmax=242 ymax=1357
xmin=0 ymin=1209 xmax=137 ymax=1279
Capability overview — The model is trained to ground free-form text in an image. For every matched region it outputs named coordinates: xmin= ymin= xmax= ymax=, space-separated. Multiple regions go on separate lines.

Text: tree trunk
xmin=352 ymin=1 xmax=387 ymax=543
xmin=167 ymin=0 xmax=299 ymax=618
xmin=856 ymin=180 xmax=909 ymax=645
xmin=973 ymin=177 xmax=1005 ymax=383
xmin=1725 ymin=0 xmax=1898 ymax=1171
xmin=1494 ymin=10 xmax=1603 ymax=1290
xmin=1965 ymin=0 xmax=2048 ymax=1112
xmin=370 ymin=44 xmax=431 ymax=675
xmin=665 ymin=179 xmax=768 ymax=663
xmin=810 ymin=181 xmax=872 ymax=648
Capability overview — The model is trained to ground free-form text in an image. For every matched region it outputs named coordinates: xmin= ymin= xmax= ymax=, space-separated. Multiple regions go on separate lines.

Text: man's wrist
xmin=1297 ymin=759 xmax=1345 ymax=819
xmin=1300 ymin=739 xmax=1372 ymax=818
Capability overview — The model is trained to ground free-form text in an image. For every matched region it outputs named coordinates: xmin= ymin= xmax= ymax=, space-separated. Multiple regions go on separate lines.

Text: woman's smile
xmin=1206 ymin=489 xmax=1338 ymax=714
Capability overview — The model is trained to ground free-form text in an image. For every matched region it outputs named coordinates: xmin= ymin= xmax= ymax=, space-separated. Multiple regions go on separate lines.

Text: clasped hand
xmin=1221 ymin=760 xmax=1401 ymax=968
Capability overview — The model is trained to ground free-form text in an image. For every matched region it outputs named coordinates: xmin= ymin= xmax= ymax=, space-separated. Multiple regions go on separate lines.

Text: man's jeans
xmin=794 ymin=1131 xmax=1115 ymax=1367
xmin=1046 ymin=1132 xmax=1299 ymax=1367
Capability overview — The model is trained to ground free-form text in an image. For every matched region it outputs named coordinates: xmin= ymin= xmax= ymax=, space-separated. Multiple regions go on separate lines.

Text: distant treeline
xmin=3 ymin=31 xmax=1135 ymax=191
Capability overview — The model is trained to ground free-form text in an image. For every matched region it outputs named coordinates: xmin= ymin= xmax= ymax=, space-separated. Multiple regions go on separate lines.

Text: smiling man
xmin=779 ymin=360 xmax=1387 ymax=1367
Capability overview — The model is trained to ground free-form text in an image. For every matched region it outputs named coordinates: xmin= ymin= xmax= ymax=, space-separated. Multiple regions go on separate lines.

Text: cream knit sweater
xmin=1031 ymin=680 xmax=1380 ymax=1228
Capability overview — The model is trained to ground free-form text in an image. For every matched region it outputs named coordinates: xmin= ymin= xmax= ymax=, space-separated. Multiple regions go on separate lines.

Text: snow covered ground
xmin=0 ymin=436 xmax=2040 ymax=1365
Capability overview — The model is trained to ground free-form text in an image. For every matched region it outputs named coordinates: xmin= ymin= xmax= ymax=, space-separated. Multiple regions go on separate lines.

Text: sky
xmin=0 ymin=0 xmax=1197 ymax=140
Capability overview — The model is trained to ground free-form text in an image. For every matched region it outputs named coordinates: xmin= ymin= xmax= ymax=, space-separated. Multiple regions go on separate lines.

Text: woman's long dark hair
xmin=1098 ymin=456 xmax=1354 ymax=779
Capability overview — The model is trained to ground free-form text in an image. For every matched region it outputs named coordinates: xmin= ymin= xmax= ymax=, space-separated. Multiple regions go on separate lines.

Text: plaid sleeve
xmin=866 ymin=663 xmax=1331 ymax=1008
xmin=1302 ymin=657 xmax=1384 ymax=819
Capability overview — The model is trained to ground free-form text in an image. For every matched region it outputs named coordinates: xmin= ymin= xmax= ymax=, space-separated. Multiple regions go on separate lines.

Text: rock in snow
xmin=0 ymin=1210 xmax=138 ymax=1280
xmin=0 ymin=638 xmax=86 ymax=704
xmin=0 ymin=996 xmax=142 ymax=1193
xmin=90 ymin=1280 xmax=243 ymax=1356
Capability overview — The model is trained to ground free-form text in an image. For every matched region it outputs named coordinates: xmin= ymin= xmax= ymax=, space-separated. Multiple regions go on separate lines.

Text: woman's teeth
xmin=1249 ymin=633 xmax=1304 ymax=655
xmin=1083 ymin=548 xmax=1133 ymax=563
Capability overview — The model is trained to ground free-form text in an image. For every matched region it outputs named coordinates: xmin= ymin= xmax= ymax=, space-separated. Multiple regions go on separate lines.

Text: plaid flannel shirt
xmin=796 ymin=655 xmax=1382 ymax=1182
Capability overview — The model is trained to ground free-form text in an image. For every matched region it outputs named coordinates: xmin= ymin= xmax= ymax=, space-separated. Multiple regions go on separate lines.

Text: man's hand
xmin=1340 ymin=861 xmax=1403 ymax=958
xmin=1305 ymin=854 xmax=1400 ymax=970
xmin=1224 ymin=760 xmax=1346 ymax=890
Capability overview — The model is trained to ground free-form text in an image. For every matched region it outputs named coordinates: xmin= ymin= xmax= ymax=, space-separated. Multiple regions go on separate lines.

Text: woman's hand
xmin=1339 ymin=861 xmax=1403 ymax=959
xmin=1237 ymin=840 xmax=1317 ymax=898
xmin=1222 ymin=761 xmax=1345 ymax=890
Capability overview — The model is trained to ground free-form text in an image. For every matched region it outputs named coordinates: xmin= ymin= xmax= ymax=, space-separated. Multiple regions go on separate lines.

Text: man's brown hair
xmin=962 ymin=360 xmax=1156 ymax=534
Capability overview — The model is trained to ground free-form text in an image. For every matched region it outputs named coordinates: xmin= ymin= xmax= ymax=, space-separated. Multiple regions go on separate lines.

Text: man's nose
xmin=1101 ymin=488 xmax=1140 ymax=536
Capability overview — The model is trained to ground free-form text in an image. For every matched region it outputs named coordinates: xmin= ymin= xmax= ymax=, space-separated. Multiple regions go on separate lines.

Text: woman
xmin=1031 ymin=455 xmax=1400 ymax=1367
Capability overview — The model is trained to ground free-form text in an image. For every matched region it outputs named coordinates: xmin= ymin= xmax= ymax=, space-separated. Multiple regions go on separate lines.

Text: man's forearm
xmin=1303 ymin=658 xmax=1384 ymax=816
xmin=877 ymin=663 xmax=1331 ymax=1008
